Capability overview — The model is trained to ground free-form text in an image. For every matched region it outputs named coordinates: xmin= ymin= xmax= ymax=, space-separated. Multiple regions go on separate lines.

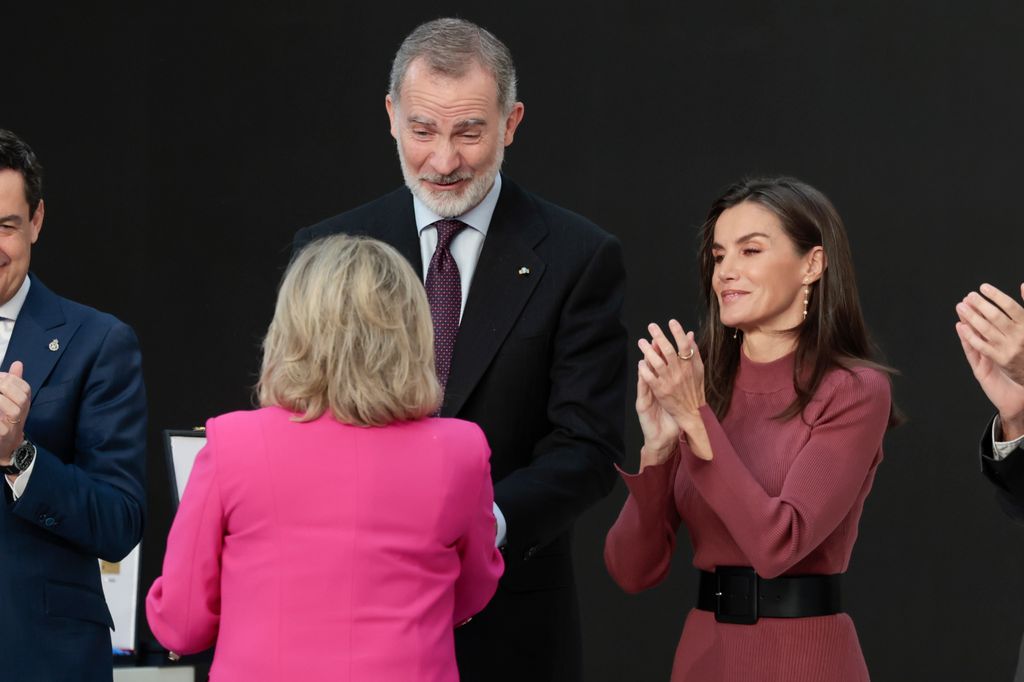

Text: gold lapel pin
xmin=48 ymin=339 xmax=59 ymax=352
xmin=517 ymin=267 xmax=531 ymax=277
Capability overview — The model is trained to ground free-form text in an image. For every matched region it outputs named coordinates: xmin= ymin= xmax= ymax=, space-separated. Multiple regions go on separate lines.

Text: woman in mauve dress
xmin=605 ymin=176 xmax=899 ymax=682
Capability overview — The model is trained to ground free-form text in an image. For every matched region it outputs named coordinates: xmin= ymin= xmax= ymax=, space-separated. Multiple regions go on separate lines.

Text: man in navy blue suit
xmin=0 ymin=129 xmax=147 ymax=682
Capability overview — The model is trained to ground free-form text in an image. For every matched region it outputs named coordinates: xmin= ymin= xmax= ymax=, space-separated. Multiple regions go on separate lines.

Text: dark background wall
xmin=5 ymin=2 xmax=1024 ymax=679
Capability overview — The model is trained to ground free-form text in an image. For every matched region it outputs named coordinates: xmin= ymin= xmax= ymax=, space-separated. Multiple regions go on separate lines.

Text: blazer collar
xmin=373 ymin=187 xmax=422 ymax=280
xmin=3 ymin=274 xmax=78 ymax=402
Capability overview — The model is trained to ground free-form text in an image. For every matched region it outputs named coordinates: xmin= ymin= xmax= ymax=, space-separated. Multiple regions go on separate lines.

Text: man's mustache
xmin=420 ymin=171 xmax=472 ymax=185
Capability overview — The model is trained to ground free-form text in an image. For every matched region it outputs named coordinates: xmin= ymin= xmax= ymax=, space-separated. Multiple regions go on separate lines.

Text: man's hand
xmin=957 ymin=283 xmax=1024 ymax=440
xmin=0 ymin=361 xmax=30 ymax=466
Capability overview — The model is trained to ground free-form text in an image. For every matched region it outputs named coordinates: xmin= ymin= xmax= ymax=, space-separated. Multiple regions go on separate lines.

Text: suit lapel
xmin=3 ymin=275 xmax=78 ymax=404
xmin=370 ymin=188 xmax=422 ymax=280
xmin=442 ymin=179 xmax=547 ymax=416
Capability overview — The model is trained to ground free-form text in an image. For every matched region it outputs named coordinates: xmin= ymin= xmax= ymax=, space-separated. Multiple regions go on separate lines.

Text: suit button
xmin=523 ymin=546 xmax=537 ymax=561
xmin=43 ymin=517 xmax=56 ymax=528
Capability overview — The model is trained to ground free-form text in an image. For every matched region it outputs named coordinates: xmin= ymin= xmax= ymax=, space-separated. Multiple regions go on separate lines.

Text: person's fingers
xmin=637 ymin=366 xmax=654 ymax=408
xmin=668 ymin=319 xmax=690 ymax=356
xmin=687 ymin=331 xmax=705 ymax=374
xmin=956 ymin=322 xmax=982 ymax=365
xmin=965 ymin=291 xmax=1012 ymax=332
xmin=0 ymin=390 xmax=24 ymax=416
xmin=957 ymin=320 xmax=998 ymax=373
xmin=957 ymin=300 xmax=999 ymax=343
xmin=0 ymin=362 xmax=27 ymax=403
xmin=638 ymin=359 xmax=660 ymax=390
xmin=979 ymin=283 xmax=1024 ymax=322
xmin=648 ymin=323 xmax=679 ymax=365
xmin=0 ymin=379 xmax=29 ymax=412
xmin=639 ymin=338 xmax=667 ymax=375
xmin=961 ymin=324 xmax=993 ymax=355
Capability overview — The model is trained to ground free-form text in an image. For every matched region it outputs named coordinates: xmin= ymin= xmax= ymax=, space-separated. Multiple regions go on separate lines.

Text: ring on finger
xmin=5 ymin=417 xmax=20 ymax=424
xmin=678 ymin=347 xmax=695 ymax=361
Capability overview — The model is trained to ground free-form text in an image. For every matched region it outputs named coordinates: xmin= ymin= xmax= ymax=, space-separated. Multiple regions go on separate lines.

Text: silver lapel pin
xmin=48 ymin=339 xmax=59 ymax=352
xmin=517 ymin=266 xmax=531 ymax=277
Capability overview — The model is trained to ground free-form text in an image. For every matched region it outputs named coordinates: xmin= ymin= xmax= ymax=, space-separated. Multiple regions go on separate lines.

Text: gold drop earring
xmin=802 ymin=284 xmax=811 ymax=320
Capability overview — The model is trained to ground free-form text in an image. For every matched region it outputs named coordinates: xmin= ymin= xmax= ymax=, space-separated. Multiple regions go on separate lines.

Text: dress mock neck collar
xmin=734 ymin=348 xmax=796 ymax=393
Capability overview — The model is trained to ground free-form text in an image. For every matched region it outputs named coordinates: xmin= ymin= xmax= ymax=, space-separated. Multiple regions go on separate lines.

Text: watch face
xmin=13 ymin=444 xmax=32 ymax=470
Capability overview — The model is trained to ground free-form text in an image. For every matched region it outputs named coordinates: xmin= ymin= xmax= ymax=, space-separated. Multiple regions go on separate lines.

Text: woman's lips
xmin=720 ymin=290 xmax=748 ymax=304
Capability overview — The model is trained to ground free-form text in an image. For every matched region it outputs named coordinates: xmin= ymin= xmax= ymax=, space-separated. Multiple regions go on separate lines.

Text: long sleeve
xmin=681 ymin=368 xmax=890 ymax=579
xmin=5 ymin=454 xmax=34 ymax=499
xmin=493 ymin=234 xmax=627 ymax=567
xmin=604 ymin=452 xmax=682 ymax=593
xmin=453 ymin=430 xmax=504 ymax=625
xmin=146 ymin=434 xmax=225 ymax=654
xmin=980 ymin=414 xmax=1024 ymax=521
xmin=11 ymin=321 xmax=147 ymax=562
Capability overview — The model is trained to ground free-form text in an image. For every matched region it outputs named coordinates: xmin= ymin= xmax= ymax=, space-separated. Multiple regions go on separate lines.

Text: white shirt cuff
xmin=5 ymin=454 xmax=35 ymax=500
xmin=993 ymin=416 xmax=1024 ymax=461
xmin=493 ymin=502 xmax=507 ymax=548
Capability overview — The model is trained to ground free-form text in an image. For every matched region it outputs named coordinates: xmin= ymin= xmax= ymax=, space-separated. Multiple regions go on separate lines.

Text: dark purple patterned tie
xmin=424 ymin=219 xmax=469 ymax=394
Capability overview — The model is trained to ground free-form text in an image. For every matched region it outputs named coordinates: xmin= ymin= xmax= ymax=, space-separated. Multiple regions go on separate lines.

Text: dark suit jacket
xmin=981 ymin=414 xmax=1024 ymax=520
xmin=294 ymin=177 xmax=626 ymax=681
xmin=0 ymin=275 xmax=147 ymax=682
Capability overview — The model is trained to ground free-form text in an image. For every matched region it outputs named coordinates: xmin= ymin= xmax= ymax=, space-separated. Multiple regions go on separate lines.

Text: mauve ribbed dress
xmin=606 ymin=351 xmax=891 ymax=682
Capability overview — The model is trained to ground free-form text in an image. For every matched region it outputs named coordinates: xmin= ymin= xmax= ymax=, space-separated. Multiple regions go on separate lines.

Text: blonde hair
xmin=258 ymin=234 xmax=441 ymax=426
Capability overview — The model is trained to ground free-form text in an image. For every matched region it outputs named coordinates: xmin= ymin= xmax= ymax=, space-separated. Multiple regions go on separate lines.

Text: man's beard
xmin=397 ymin=142 xmax=504 ymax=218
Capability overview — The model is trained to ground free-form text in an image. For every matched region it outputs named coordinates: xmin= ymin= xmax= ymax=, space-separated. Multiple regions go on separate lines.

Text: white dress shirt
xmin=414 ymin=174 xmax=502 ymax=322
xmin=0 ymin=276 xmax=34 ymax=499
xmin=413 ymin=176 xmax=507 ymax=546
xmin=992 ymin=415 xmax=1024 ymax=461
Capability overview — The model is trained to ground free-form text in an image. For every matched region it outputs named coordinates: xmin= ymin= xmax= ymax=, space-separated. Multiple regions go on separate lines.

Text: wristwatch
xmin=1 ymin=440 xmax=36 ymax=476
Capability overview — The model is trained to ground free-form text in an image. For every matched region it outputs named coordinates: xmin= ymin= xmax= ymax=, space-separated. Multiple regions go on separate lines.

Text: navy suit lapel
xmin=442 ymin=179 xmax=547 ymax=417
xmin=3 ymin=275 xmax=77 ymax=404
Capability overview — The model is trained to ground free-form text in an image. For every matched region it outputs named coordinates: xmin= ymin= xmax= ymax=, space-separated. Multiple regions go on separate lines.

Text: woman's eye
xmin=742 ymin=248 xmax=761 ymax=256
xmin=712 ymin=254 xmax=724 ymax=264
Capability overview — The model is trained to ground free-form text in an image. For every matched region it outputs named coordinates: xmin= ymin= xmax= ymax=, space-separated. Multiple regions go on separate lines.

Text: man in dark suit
xmin=956 ymin=283 xmax=1024 ymax=511
xmin=294 ymin=18 xmax=626 ymax=682
xmin=0 ymin=129 xmax=147 ymax=681
xmin=956 ymin=282 xmax=1024 ymax=680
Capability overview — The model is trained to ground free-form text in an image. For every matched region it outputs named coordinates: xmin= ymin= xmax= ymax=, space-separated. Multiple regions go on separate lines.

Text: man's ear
xmin=386 ymin=95 xmax=398 ymax=140
xmin=29 ymin=199 xmax=44 ymax=244
xmin=503 ymin=102 xmax=525 ymax=146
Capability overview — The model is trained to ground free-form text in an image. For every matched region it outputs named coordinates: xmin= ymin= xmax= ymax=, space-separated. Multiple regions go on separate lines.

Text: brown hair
xmin=697 ymin=176 xmax=900 ymax=426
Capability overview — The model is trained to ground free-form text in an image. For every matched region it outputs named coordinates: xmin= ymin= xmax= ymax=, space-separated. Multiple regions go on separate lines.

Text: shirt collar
xmin=413 ymin=173 xmax=502 ymax=236
xmin=0 ymin=276 xmax=31 ymax=322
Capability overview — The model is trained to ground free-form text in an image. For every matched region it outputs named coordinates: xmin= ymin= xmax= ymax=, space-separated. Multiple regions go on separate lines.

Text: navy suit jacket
xmin=294 ymin=177 xmax=627 ymax=681
xmin=0 ymin=274 xmax=147 ymax=682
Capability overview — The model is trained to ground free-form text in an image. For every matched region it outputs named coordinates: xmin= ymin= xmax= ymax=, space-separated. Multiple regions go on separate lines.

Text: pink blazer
xmin=146 ymin=407 xmax=503 ymax=682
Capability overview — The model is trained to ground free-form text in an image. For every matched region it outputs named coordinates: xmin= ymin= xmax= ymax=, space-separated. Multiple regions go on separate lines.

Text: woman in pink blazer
xmin=146 ymin=235 xmax=503 ymax=681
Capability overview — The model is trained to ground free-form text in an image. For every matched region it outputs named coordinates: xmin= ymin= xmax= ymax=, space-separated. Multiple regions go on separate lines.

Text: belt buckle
xmin=714 ymin=566 xmax=758 ymax=625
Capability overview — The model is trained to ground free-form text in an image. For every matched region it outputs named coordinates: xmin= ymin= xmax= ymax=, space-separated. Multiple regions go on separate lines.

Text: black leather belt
xmin=697 ymin=566 xmax=843 ymax=624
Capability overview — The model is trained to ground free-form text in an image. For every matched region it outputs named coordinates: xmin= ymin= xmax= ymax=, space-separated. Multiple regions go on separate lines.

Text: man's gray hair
xmin=389 ymin=18 xmax=518 ymax=115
